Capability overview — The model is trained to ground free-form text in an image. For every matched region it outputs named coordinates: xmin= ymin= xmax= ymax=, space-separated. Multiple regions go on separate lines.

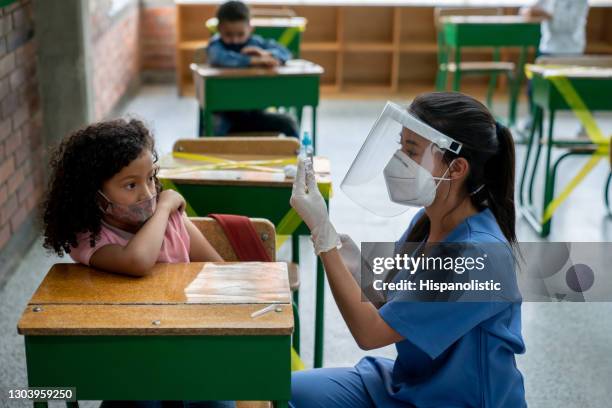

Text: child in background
xmin=206 ymin=0 xmax=299 ymax=137
xmin=519 ymin=0 xmax=589 ymax=135
xmin=42 ymin=119 xmax=223 ymax=275
xmin=521 ymin=0 xmax=589 ymax=56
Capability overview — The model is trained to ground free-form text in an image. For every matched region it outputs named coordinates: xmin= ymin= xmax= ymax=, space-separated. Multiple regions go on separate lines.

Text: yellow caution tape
xmin=162 ymin=151 xmax=332 ymax=251
xmin=291 ymin=347 xmax=305 ymax=371
xmin=524 ymin=65 xmax=611 ymax=223
xmin=278 ymin=26 xmax=303 ymax=49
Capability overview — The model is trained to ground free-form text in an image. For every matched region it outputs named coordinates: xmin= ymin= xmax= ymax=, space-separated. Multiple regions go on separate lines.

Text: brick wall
xmin=0 ymin=0 xmax=44 ymax=281
xmin=90 ymin=0 xmax=141 ymax=120
xmin=141 ymin=1 xmax=176 ymax=73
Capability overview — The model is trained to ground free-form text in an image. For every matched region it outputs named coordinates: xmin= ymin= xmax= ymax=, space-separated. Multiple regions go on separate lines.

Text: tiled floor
xmin=1 ymin=85 xmax=612 ymax=407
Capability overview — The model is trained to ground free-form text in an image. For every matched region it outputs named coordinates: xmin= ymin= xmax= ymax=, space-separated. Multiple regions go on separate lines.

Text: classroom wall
xmin=0 ymin=0 xmax=44 ymax=285
xmin=89 ymin=0 xmax=141 ymax=120
xmin=141 ymin=0 xmax=176 ymax=79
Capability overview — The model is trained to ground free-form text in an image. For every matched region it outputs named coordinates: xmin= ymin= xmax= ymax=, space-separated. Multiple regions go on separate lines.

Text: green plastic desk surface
xmin=191 ymin=59 xmax=323 ymax=111
xmin=531 ymin=69 xmax=612 ymax=111
xmin=442 ymin=15 xmax=541 ymax=47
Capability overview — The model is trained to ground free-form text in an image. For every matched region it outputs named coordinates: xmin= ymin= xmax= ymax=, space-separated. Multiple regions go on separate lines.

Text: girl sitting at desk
xmin=41 ymin=119 xmax=233 ymax=408
xmin=41 ymin=118 xmax=222 ymax=276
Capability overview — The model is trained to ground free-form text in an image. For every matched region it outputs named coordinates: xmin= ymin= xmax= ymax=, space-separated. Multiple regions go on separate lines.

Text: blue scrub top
xmin=356 ymin=208 xmax=526 ymax=407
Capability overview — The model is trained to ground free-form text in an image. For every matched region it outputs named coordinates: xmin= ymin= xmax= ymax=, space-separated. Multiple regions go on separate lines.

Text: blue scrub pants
xmin=290 ymin=367 xmax=375 ymax=408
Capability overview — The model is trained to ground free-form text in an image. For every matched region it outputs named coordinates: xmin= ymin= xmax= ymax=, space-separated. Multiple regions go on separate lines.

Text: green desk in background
xmin=441 ymin=15 xmax=541 ymax=126
xmin=158 ymin=137 xmax=332 ymax=368
xmin=519 ymin=65 xmax=612 ymax=237
xmin=18 ymin=263 xmax=293 ymax=407
xmin=191 ymin=60 xmax=323 ymax=151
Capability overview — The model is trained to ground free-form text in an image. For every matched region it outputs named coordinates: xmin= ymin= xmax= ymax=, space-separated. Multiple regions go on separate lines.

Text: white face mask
xmin=383 ymin=150 xmax=452 ymax=208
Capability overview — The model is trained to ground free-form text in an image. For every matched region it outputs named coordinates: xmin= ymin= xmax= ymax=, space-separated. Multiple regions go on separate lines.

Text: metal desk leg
xmin=540 ymin=109 xmax=556 ymax=237
xmin=292 ymin=234 xmax=301 ymax=353
xmin=527 ymin=107 xmax=544 ymax=207
xmin=509 ymin=47 xmax=528 ymax=126
xmin=452 ymin=47 xmax=462 ymax=92
xmin=204 ymin=109 xmax=214 ymax=137
xmin=312 ymin=106 xmax=318 ymax=154
xmin=314 ymin=256 xmax=325 ymax=368
xmin=198 ymin=107 xmax=204 ymax=137
xmin=519 ymin=105 xmax=541 ymax=206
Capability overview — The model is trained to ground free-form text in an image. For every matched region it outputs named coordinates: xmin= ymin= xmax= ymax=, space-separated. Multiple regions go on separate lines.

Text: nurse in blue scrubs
xmin=289 ymin=92 xmax=526 ymax=407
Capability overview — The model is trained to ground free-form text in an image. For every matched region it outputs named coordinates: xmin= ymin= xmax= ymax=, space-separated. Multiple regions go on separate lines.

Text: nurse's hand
xmin=290 ymin=157 xmax=341 ymax=254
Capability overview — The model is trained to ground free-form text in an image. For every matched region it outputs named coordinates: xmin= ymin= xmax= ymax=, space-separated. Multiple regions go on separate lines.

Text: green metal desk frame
xmin=519 ymin=72 xmax=612 ymax=237
xmin=440 ymin=16 xmax=540 ymax=126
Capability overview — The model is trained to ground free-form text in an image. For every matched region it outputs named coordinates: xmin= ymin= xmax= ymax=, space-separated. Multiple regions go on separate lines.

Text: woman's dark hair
xmin=406 ymin=92 xmax=516 ymax=244
xmin=217 ymin=1 xmax=250 ymax=23
xmin=42 ymin=118 xmax=159 ymax=256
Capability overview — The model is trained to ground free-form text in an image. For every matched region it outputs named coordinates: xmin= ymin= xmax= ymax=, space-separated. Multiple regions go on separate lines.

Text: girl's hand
xmin=157 ymin=190 xmax=185 ymax=214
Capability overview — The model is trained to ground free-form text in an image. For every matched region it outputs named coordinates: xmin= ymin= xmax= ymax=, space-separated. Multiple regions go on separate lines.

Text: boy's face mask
xmin=97 ymin=191 xmax=157 ymax=228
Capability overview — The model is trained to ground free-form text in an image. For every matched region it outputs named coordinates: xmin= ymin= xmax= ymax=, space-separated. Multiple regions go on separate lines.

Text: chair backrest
xmin=251 ymin=8 xmax=296 ymax=18
xmin=173 ymin=137 xmax=300 ymax=156
xmin=535 ymin=55 xmax=612 ymax=68
xmin=190 ymin=217 xmax=276 ymax=261
xmin=434 ymin=7 xmax=503 ymax=30
xmin=205 ymin=15 xmax=304 ymax=57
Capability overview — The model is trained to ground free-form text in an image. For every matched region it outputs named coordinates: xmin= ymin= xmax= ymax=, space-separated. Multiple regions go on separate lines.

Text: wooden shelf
xmin=175 ymin=4 xmax=612 ymax=96
xmin=179 ymin=40 xmax=209 ymax=51
xmin=301 ymin=41 xmax=340 ymax=51
xmin=399 ymin=42 xmax=437 ymax=53
xmin=344 ymin=42 xmax=395 ymax=52
xmin=586 ymin=41 xmax=612 ymax=53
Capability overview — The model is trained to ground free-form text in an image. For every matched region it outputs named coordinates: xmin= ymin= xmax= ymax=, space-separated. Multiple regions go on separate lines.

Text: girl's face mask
xmin=97 ymin=191 xmax=157 ymax=228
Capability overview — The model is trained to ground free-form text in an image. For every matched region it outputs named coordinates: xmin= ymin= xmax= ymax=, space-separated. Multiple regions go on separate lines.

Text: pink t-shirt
xmin=69 ymin=211 xmax=191 ymax=266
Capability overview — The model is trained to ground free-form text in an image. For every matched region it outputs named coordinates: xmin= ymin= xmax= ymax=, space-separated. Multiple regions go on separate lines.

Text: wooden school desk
xmin=191 ymin=59 xmax=323 ymax=151
xmin=519 ymin=65 xmax=612 ymax=237
xmin=17 ymin=262 xmax=293 ymax=407
xmin=440 ymin=15 xmax=541 ymax=125
xmin=158 ymin=137 xmax=331 ymax=368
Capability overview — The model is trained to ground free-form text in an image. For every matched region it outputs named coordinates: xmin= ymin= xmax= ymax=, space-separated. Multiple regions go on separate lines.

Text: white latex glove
xmin=290 ymin=157 xmax=341 ymax=255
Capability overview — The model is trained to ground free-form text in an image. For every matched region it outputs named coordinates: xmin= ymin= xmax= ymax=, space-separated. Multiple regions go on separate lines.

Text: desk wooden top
xmin=18 ymin=263 xmax=293 ymax=336
xmin=176 ymin=1 xmax=612 ymax=7
xmin=528 ymin=64 xmax=612 ymax=79
xmin=191 ymin=59 xmax=324 ymax=79
xmin=441 ymin=15 xmax=542 ymax=25
xmin=206 ymin=16 xmax=307 ymax=28
xmin=159 ymin=153 xmax=331 ymax=187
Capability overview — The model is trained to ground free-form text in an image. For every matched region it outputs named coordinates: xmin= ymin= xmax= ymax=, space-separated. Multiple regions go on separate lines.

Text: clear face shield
xmin=341 ymin=101 xmax=463 ymax=217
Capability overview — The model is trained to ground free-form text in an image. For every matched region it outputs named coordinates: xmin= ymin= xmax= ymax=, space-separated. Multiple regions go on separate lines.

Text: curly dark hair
xmin=42 ymin=118 xmax=160 ymax=256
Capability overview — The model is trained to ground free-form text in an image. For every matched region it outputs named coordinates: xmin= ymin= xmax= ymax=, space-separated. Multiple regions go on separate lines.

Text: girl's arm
xmin=320 ymin=248 xmax=404 ymax=350
xmin=183 ymin=214 xmax=224 ymax=262
xmin=89 ymin=190 xmax=184 ymax=276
